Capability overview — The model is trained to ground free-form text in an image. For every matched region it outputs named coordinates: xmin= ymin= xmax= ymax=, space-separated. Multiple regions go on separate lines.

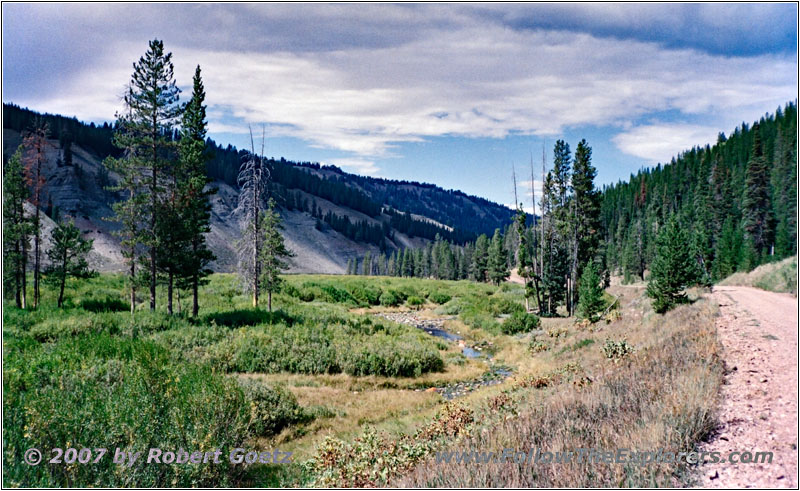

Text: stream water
xmin=375 ymin=311 xmax=514 ymax=399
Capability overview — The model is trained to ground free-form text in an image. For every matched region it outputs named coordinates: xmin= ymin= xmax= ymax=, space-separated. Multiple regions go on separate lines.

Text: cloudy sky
xmin=2 ymin=3 xmax=797 ymax=209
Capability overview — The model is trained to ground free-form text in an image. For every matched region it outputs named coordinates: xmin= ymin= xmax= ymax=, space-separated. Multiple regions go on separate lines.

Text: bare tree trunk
xmin=33 ymin=165 xmax=41 ymax=308
xmin=192 ymin=272 xmax=199 ymax=317
xmin=167 ymin=271 xmax=173 ymax=315
xmin=268 ymin=290 xmax=272 ymax=312
xmin=21 ymin=238 xmax=28 ymax=309
xmin=14 ymin=239 xmax=21 ymax=308
xmin=150 ymin=114 xmax=158 ymax=312
xmin=252 ymin=196 xmax=259 ymax=308
xmin=58 ymin=274 xmax=66 ymax=308
xmin=130 ymin=246 xmax=136 ymax=316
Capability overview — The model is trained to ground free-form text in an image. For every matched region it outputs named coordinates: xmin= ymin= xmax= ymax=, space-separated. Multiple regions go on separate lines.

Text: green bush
xmin=27 ymin=312 xmax=121 ymax=342
xmin=379 ymin=290 xmax=401 ymax=307
xmin=207 ymin=322 xmax=444 ymax=378
xmin=81 ymin=296 xmax=129 ymax=313
xmin=3 ymin=335 xmax=252 ymax=487
xmin=406 ymin=296 xmax=424 ymax=307
xmin=346 ymin=284 xmax=382 ymax=306
xmin=238 ymin=379 xmax=313 ymax=437
xmin=501 ymin=311 xmax=541 ymax=335
xmin=428 ymin=291 xmax=452 ymax=304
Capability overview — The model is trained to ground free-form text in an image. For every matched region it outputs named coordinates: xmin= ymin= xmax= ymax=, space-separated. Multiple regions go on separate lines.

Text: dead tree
xmin=235 ymin=127 xmax=269 ymax=307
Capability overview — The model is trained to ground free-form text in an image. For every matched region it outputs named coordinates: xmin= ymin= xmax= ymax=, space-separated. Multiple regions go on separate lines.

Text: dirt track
xmin=698 ymin=286 xmax=798 ymax=488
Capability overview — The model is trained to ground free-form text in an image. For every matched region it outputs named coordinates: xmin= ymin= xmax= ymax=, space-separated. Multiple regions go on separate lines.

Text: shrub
xmin=203 ymin=308 xmax=293 ymax=327
xmin=3 ymin=335 xmax=252 ymax=487
xmin=28 ymin=313 xmax=121 ymax=342
xmin=501 ymin=311 xmax=540 ymax=335
xmin=406 ymin=296 xmax=424 ymax=307
xmin=602 ymin=338 xmax=634 ymax=362
xmin=347 ymin=284 xmax=382 ymax=305
xmin=428 ymin=291 xmax=452 ymax=304
xmin=207 ymin=323 xmax=444 ymax=378
xmin=433 ymin=298 xmax=462 ymax=315
xmin=379 ymin=290 xmax=401 ymax=307
xmin=528 ymin=339 xmax=548 ymax=353
xmin=238 ymin=379 xmax=313 ymax=437
xmin=81 ymin=296 xmax=129 ymax=313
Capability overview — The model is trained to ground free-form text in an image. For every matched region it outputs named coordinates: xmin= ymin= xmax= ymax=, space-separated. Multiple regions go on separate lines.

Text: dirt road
xmin=698 ymin=286 xmax=798 ymax=488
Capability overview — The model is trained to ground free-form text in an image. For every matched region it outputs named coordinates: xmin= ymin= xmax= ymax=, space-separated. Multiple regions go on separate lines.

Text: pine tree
xmin=571 ymin=139 xmax=602 ymax=311
xmin=179 ymin=65 xmax=216 ymax=317
xmin=44 ymin=219 xmax=94 ymax=308
xmin=3 ymin=146 xmax=31 ymax=308
xmin=471 ymin=234 xmax=489 ymax=282
xmin=576 ymin=260 xmax=605 ymax=322
xmin=121 ymin=39 xmax=182 ymax=311
xmin=105 ymin=100 xmax=148 ymax=315
xmin=646 ymin=216 xmax=701 ymax=314
xmin=487 ymin=229 xmax=509 ymax=285
xmin=713 ymin=215 xmax=742 ymax=279
xmin=742 ymin=123 xmax=772 ymax=265
xmin=259 ymin=199 xmax=293 ymax=312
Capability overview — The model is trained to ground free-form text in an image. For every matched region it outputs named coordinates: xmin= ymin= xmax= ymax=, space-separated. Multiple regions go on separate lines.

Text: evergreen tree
xmin=259 ymin=199 xmax=294 ymax=312
xmin=571 ymin=139 xmax=602 ymax=311
xmin=179 ymin=65 xmax=216 ymax=317
xmin=576 ymin=260 xmax=605 ymax=322
xmin=2 ymin=146 xmax=31 ymax=308
xmin=44 ymin=219 xmax=94 ymax=308
xmin=487 ymin=229 xmax=509 ymax=285
xmin=713 ymin=215 xmax=742 ymax=279
xmin=742 ymin=123 xmax=772 ymax=265
xmin=646 ymin=216 xmax=701 ymax=313
xmin=471 ymin=234 xmax=489 ymax=282
xmin=120 ymin=39 xmax=182 ymax=311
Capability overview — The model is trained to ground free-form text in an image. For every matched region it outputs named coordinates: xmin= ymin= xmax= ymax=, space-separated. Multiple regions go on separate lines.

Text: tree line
xmin=348 ymin=232 xmax=510 ymax=284
xmin=601 ymin=103 xmax=797 ymax=284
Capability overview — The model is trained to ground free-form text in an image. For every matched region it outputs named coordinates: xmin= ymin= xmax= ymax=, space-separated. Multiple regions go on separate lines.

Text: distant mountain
xmin=2 ymin=103 xmax=522 ymax=274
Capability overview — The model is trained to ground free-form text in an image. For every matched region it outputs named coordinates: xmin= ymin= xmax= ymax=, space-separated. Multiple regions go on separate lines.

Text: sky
xmin=2 ymin=3 xmax=797 ymax=211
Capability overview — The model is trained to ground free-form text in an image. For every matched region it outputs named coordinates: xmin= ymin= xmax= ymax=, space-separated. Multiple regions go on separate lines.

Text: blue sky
xmin=2 ymin=3 xmax=797 ymax=210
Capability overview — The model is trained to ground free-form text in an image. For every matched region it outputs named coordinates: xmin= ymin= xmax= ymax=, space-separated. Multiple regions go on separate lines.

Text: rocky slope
xmin=3 ymin=129 xmax=477 ymax=274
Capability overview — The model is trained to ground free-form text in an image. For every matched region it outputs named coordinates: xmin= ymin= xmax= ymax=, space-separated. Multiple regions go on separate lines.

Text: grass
xmin=4 ymin=272 xmax=724 ymax=487
xmin=717 ymin=255 xmax=797 ymax=295
xmin=395 ymin=287 xmax=723 ymax=487
xmin=3 ymin=273 xmax=514 ymax=486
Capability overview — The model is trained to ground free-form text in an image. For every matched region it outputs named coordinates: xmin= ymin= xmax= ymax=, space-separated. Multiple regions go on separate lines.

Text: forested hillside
xmin=601 ymin=103 xmax=797 ymax=282
xmin=2 ymin=103 xmax=521 ymax=273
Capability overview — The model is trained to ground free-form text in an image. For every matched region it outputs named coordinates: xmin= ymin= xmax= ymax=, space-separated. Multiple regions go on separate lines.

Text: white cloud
xmin=325 ymin=158 xmax=380 ymax=176
xmin=612 ymin=124 xmax=722 ymax=164
xmin=9 ymin=7 xmax=796 ymax=161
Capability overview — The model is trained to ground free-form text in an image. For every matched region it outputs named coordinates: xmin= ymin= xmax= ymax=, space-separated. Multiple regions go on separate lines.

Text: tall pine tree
xmin=122 ymin=39 xmax=182 ymax=311
xmin=179 ymin=65 xmax=216 ymax=317
xmin=742 ymin=123 xmax=772 ymax=266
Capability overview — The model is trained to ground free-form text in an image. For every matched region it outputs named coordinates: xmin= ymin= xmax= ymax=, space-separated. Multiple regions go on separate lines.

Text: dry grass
xmin=717 ymin=256 xmax=797 ymax=295
xmin=395 ymin=288 xmax=723 ymax=487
